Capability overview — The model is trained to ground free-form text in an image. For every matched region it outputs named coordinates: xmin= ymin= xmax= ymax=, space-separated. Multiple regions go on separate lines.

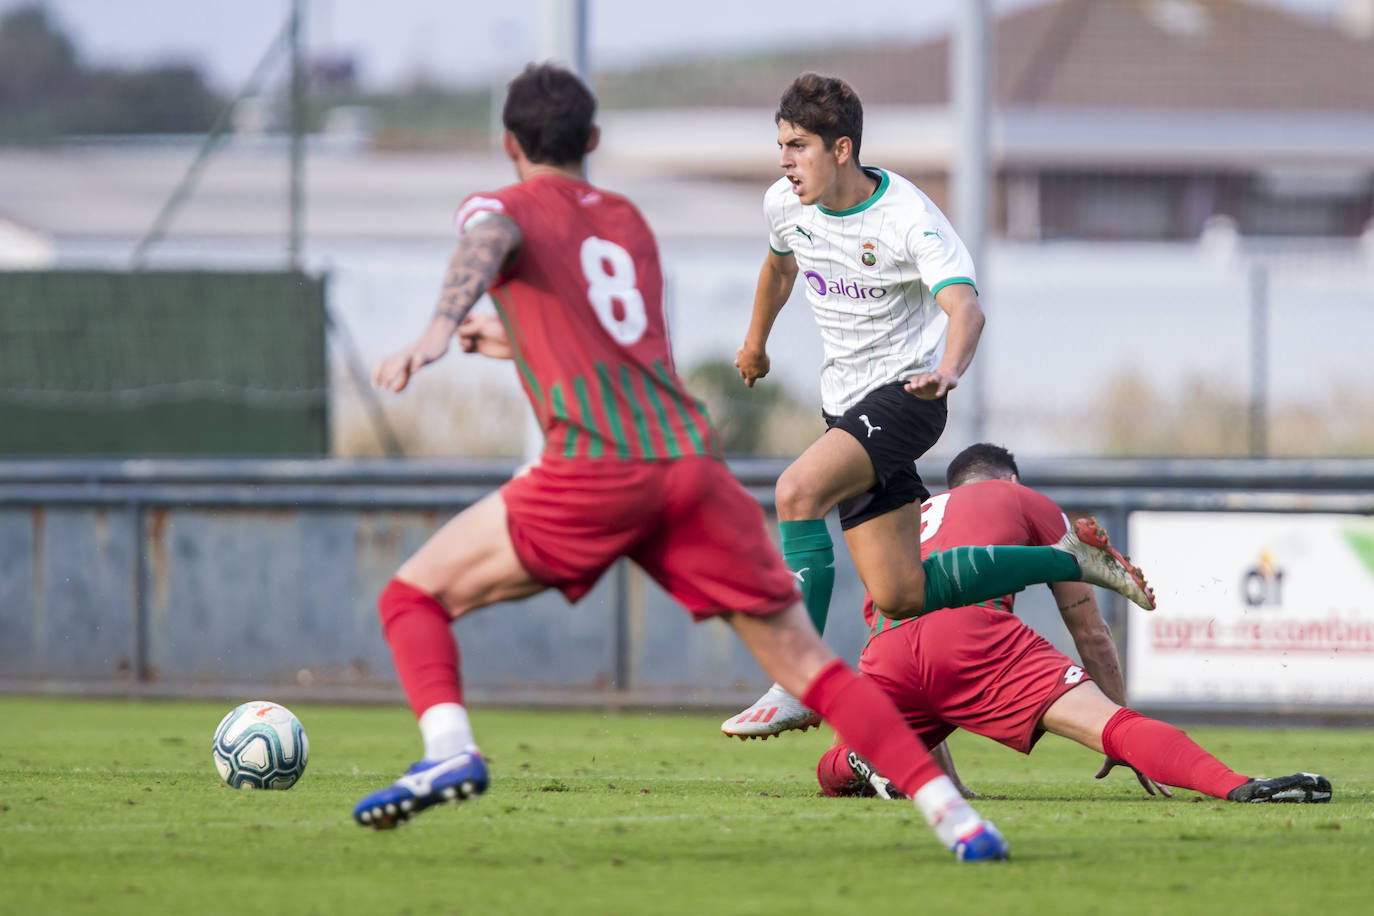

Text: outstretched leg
xmin=913 ymin=516 xmax=1155 ymax=618
xmin=1042 ymin=682 xmax=1330 ymax=803
xmin=728 ymin=604 xmax=1009 ymax=861
xmin=354 ymin=492 xmax=546 ymax=829
xmin=723 ymin=430 xmax=871 ymax=739
xmin=726 ymin=511 xmax=1156 ymax=740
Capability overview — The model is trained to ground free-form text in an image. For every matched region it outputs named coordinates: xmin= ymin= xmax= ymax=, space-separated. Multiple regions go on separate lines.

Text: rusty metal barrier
xmin=2 ymin=457 xmax=1372 ymax=714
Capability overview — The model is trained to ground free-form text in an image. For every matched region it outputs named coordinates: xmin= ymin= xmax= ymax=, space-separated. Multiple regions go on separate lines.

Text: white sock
xmin=418 ymin=703 xmax=476 ymax=760
xmin=913 ymin=775 xmax=983 ymax=849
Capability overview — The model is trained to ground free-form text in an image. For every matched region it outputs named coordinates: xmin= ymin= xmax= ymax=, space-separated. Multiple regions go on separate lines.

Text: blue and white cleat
xmin=353 ymin=750 xmax=489 ymax=830
xmin=953 ymin=820 xmax=1010 ymax=862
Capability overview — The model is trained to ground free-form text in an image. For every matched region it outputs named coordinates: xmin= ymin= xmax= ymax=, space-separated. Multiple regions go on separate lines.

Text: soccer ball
xmin=211 ymin=700 xmax=310 ymax=790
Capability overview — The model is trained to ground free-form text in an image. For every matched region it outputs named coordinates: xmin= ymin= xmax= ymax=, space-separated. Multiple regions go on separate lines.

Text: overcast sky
xmin=2 ymin=0 xmax=1351 ymax=92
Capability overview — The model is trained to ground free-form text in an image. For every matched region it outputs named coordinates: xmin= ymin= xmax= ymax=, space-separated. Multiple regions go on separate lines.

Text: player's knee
xmin=377 ymin=576 xmax=458 ymax=633
xmin=775 ymin=467 xmax=827 ymax=519
xmin=868 ymin=582 xmax=925 ymax=620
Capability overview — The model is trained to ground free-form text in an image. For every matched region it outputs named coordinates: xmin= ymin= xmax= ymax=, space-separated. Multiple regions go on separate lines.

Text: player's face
xmin=777 ymin=121 xmax=839 ymax=207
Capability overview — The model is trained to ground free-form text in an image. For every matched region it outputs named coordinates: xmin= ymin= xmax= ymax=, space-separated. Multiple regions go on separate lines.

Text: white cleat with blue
xmin=953 ymin=820 xmax=1011 ymax=862
xmin=353 ymin=749 xmax=489 ymax=830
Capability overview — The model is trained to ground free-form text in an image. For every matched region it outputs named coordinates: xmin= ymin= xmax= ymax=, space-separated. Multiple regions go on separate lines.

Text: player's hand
xmin=905 ymin=369 xmax=958 ymax=399
xmin=929 ymin=740 xmax=978 ymax=798
xmin=372 ymin=325 xmax=452 ymax=393
xmin=457 ymin=313 xmax=514 ymax=360
xmin=1095 ymin=756 xmax=1173 ymax=798
xmin=735 ymin=344 xmax=770 ymax=388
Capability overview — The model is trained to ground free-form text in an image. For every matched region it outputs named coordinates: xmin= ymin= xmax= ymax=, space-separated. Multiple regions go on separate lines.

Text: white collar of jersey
xmin=817 ymin=168 xmax=889 ymax=218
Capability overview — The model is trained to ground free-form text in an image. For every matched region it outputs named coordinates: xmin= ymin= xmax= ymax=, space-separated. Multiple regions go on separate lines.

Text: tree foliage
xmin=685 ymin=358 xmax=784 ymax=456
xmin=0 ymin=5 xmax=221 ymax=141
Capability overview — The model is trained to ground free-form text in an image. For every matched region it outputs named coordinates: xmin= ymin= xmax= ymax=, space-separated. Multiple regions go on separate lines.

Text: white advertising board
xmin=1126 ymin=512 xmax=1374 ymax=706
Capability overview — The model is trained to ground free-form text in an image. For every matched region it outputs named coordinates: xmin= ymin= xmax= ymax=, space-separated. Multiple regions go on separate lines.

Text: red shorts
xmin=859 ymin=605 xmax=1090 ymax=754
xmin=501 ymin=455 xmax=799 ymax=620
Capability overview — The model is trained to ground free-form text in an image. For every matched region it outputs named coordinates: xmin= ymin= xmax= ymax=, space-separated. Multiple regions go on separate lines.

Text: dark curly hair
xmin=775 ymin=73 xmax=864 ymax=162
xmin=946 ymin=443 xmax=1020 ymax=488
xmin=503 ymin=63 xmax=596 ymax=166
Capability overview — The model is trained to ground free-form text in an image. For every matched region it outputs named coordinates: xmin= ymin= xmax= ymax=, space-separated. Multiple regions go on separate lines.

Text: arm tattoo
xmin=434 ymin=214 xmax=522 ymax=323
xmin=1058 ymin=596 xmax=1092 ymax=612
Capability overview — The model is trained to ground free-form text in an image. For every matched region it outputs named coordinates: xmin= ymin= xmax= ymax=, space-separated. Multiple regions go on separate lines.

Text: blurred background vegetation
xmin=0 ymin=5 xmax=494 ymax=146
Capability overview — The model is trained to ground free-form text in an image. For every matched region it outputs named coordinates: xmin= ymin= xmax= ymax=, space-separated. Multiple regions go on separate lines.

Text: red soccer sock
xmin=1101 ymin=708 xmax=1250 ymax=798
xmin=801 ymin=660 xmax=944 ymax=797
xmin=817 ymin=744 xmax=864 ymax=797
xmin=378 ymin=578 xmax=463 ymax=719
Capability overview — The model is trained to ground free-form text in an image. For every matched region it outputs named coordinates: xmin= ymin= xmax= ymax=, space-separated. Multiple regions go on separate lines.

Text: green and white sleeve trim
xmin=930 ymin=276 xmax=977 ymax=296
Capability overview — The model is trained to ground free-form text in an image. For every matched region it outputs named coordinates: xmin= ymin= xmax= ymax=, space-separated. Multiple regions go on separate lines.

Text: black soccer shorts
xmin=824 ymin=381 xmax=947 ymax=530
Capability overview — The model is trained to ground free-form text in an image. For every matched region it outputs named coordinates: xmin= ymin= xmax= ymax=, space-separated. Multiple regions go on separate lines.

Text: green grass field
xmin=2 ymin=697 xmax=1371 ymax=915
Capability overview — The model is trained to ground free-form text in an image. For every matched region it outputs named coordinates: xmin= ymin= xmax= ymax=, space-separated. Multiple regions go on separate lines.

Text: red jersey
xmin=863 ymin=479 xmax=1070 ymax=634
xmin=457 ymin=175 xmax=718 ymax=461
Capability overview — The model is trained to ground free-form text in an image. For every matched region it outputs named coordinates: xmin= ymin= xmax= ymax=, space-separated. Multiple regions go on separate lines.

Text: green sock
xmin=923 ymin=545 xmax=1080 ymax=612
xmin=779 ymin=519 xmax=835 ymax=635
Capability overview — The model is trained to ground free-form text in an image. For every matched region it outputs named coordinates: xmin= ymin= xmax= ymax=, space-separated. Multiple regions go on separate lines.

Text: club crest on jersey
xmin=860 ymin=239 xmax=878 ymax=268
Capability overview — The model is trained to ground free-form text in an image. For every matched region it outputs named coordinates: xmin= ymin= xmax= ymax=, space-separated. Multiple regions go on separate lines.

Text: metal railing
xmin=2 ymin=457 xmax=1371 ymax=713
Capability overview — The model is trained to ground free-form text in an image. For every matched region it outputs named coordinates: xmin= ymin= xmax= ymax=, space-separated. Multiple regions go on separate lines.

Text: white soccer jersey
xmin=764 ymin=168 xmax=977 ymax=415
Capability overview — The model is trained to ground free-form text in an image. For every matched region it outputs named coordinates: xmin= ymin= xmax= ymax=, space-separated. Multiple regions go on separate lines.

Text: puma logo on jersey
xmin=859 ymin=415 xmax=882 ymax=438
xmin=1064 ymin=665 xmax=1085 ymax=685
xmin=794 ymin=225 xmax=813 ymax=242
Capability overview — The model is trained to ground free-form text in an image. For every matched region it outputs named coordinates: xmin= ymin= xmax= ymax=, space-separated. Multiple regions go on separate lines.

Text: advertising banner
xmin=1126 ymin=512 xmax=1374 ymax=706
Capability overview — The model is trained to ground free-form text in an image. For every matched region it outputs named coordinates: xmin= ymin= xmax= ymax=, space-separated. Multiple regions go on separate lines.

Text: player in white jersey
xmin=761 ymin=163 xmax=976 ymax=418
xmin=723 ymin=73 xmax=1155 ymax=738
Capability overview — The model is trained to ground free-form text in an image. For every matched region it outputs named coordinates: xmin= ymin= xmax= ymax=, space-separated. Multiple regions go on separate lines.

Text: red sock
xmin=817 ymin=744 xmax=865 ymax=797
xmin=1101 ymin=708 xmax=1249 ymax=798
xmin=802 ymin=660 xmax=944 ymax=797
xmin=378 ymin=578 xmax=463 ymax=718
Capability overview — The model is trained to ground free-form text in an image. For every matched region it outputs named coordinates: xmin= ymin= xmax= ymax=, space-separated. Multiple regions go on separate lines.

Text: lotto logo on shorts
xmin=803 ymin=270 xmax=888 ymax=301
xmin=1064 ymin=665 xmax=1085 ymax=685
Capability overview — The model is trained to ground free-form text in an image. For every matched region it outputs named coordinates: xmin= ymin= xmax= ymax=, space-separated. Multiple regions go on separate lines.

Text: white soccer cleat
xmin=720 ymin=683 xmax=821 ymax=739
xmin=1055 ymin=516 xmax=1156 ymax=610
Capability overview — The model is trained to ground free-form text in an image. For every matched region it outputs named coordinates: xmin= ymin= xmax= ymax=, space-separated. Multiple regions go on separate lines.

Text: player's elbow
xmin=956 ymin=298 xmax=986 ymax=337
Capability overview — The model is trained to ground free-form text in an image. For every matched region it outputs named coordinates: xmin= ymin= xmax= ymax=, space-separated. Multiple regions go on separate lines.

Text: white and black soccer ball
xmin=211 ymin=700 xmax=310 ymax=790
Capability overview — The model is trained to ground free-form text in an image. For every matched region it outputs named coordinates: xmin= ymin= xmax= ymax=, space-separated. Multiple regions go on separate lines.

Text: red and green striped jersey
xmin=457 ymin=175 xmax=719 ymax=460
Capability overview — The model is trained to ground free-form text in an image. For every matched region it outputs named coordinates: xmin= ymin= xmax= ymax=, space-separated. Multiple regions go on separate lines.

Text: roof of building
xmin=2 ymin=0 xmax=1370 ymax=249
xmin=598 ymin=0 xmax=1374 ymax=113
